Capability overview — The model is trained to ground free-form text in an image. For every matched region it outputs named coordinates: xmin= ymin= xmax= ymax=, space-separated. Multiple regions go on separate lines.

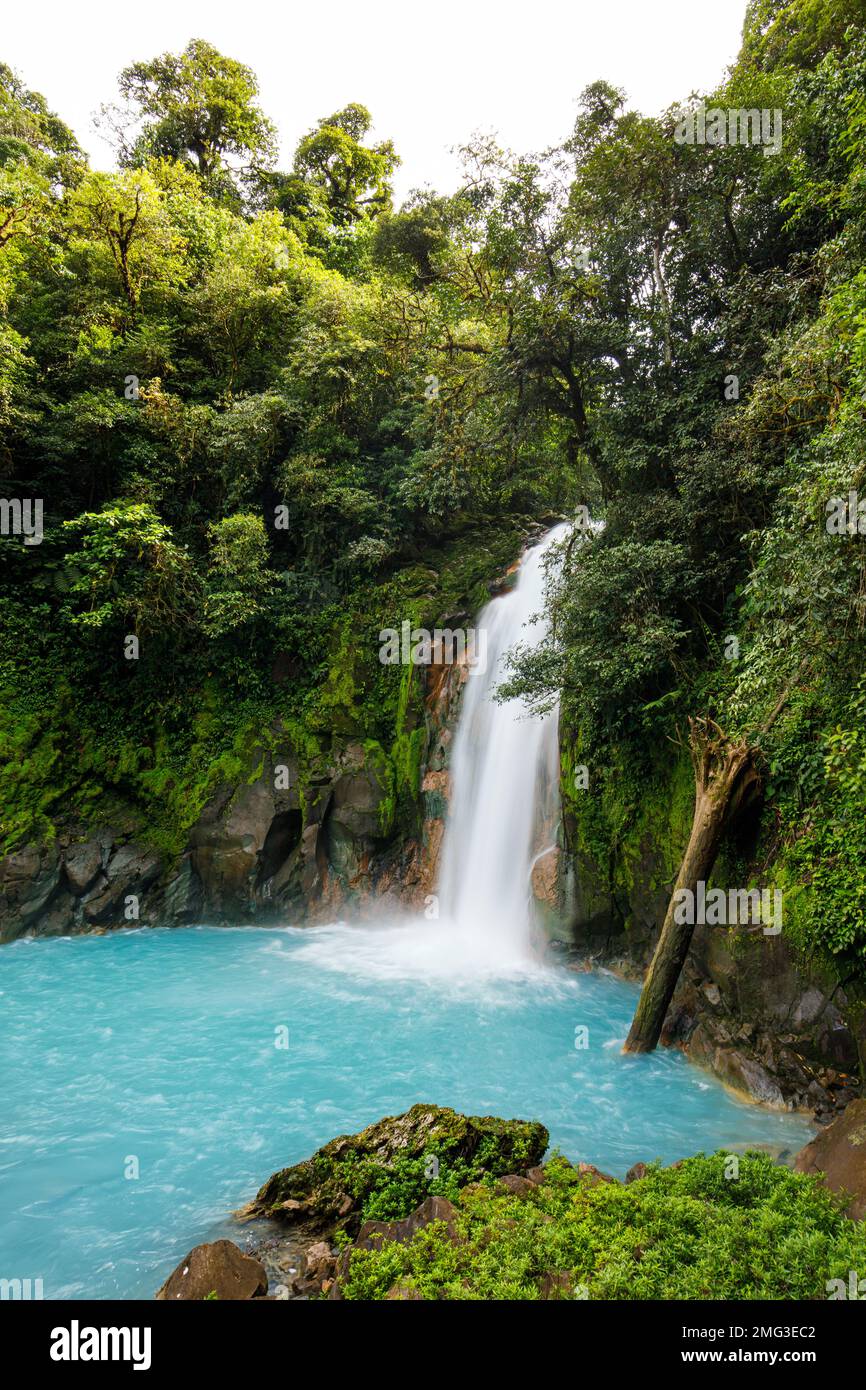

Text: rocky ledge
xmin=556 ymin=929 xmax=863 ymax=1124
xmin=158 ymin=1103 xmax=549 ymax=1300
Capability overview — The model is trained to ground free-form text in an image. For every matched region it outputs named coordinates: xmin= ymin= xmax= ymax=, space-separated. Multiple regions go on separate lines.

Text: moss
xmin=561 ymin=733 xmax=693 ymax=923
xmin=248 ymin=1103 xmax=549 ymax=1233
xmin=561 ymin=676 xmax=866 ymax=1017
xmin=0 ymin=517 xmax=537 ymax=862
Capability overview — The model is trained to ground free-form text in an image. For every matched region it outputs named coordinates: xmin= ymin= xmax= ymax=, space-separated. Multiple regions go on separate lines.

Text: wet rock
xmin=190 ymin=775 xmax=274 ymax=915
xmin=81 ymin=843 xmax=162 ymax=925
xmin=0 ymin=845 xmax=64 ymax=941
xmin=531 ymin=848 xmax=561 ymax=912
xmin=1 ymin=845 xmax=61 ymax=925
xmin=63 ymin=841 xmax=104 ymax=894
xmin=1 ymin=845 xmax=44 ymax=886
xmin=303 ymin=1240 xmax=335 ymax=1281
xmin=159 ymin=853 xmax=202 ymax=924
xmin=576 ymin=1162 xmax=616 ymax=1186
xmin=327 ymin=748 xmax=389 ymax=843
xmin=794 ymin=1097 xmax=866 ymax=1219
xmin=273 ymin=1198 xmax=306 ymax=1216
xmin=156 ymin=1240 xmax=267 ymax=1300
xmin=678 ymin=991 xmax=825 ymax=1113
xmin=711 ymin=1049 xmax=787 ymax=1109
xmin=329 ymin=1195 xmax=461 ymax=1297
xmin=245 ymin=1104 xmax=548 ymax=1235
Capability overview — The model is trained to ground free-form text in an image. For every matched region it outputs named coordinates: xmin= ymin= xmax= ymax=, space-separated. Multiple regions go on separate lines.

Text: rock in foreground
xmin=156 ymin=1239 xmax=268 ymax=1301
xmin=242 ymin=1103 xmax=549 ymax=1233
xmin=794 ymin=1097 xmax=866 ymax=1219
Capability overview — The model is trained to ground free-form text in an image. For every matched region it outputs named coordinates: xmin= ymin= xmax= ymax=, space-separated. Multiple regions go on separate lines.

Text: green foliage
xmin=0 ymin=60 xmax=84 ymax=182
xmin=57 ymin=502 xmax=199 ymax=634
xmin=3 ymin=9 xmax=866 ymax=1002
xmin=67 ymin=168 xmax=188 ymax=320
xmin=0 ymin=35 xmax=579 ymax=854
xmin=783 ymin=678 xmax=866 ymax=962
xmin=741 ymin=0 xmax=864 ymax=73
xmin=339 ymin=1152 xmax=866 ymax=1300
xmin=108 ymin=39 xmax=277 ymax=200
xmin=254 ymin=1104 xmax=548 ymax=1229
xmin=292 ymin=103 xmax=399 ymax=228
xmin=203 ymin=512 xmax=274 ymax=637
xmin=338 ymin=1150 xmax=497 ymax=1223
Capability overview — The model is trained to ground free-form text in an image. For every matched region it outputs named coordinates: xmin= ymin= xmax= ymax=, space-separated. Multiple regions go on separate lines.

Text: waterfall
xmin=292 ymin=521 xmax=570 ymax=982
xmin=434 ymin=522 xmax=570 ymax=968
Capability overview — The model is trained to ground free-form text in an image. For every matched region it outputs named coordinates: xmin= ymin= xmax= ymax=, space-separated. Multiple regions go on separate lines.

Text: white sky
xmin=4 ymin=0 xmax=748 ymax=201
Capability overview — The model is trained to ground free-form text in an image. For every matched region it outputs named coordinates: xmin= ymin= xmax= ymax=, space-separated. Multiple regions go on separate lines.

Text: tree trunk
xmin=622 ymin=718 xmax=760 ymax=1054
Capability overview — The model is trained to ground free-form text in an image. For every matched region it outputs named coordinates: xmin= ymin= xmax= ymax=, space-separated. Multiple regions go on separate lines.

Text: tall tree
xmin=68 ymin=168 xmax=186 ymax=324
xmin=103 ymin=39 xmax=277 ymax=201
xmin=292 ymin=103 xmax=398 ymax=226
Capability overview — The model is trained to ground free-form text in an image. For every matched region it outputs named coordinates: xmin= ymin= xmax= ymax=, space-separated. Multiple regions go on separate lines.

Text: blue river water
xmin=0 ymin=922 xmax=814 ymax=1299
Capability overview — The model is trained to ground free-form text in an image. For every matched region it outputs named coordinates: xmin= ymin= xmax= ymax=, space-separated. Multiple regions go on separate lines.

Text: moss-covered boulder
xmin=243 ymin=1104 xmax=549 ymax=1234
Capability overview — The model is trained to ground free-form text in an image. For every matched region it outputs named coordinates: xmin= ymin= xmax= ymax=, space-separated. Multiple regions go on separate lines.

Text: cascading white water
xmin=293 ymin=522 xmax=570 ymax=982
xmin=434 ymin=522 xmax=570 ymax=968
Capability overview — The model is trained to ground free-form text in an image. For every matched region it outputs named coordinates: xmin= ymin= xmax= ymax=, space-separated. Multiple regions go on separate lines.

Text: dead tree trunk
xmin=622 ymin=718 xmax=760 ymax=1054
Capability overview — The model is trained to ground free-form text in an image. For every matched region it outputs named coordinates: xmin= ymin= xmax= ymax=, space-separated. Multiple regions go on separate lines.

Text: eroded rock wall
xmin=0 ymin=646 xmax=471 ymax=943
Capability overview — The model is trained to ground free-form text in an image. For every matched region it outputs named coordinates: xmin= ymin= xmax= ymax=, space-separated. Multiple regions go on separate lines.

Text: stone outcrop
xmin=657 ymin=936 xmax=861 ymax=1121
xmin=156 ymin=1239 xmax=268 ymax=1300
xmin=241 ymin=1103 xmax=549 ymax=1235
xmin=0 ymin=615 xmax=471 ymax=944
xmin=794 ymin=1096 xmax=866 ymax=1219
xmin=352 ymin=1195 xmax=461 ymax=1253
xmin=0 ymin=743 xmax=431 ymax=945
xmin=530 ymin=845 xmax=563 ymax=934
xmin=0 ymin=834 xmax=165 ymax=943
xmin=230 ymin=1105 xmax=550 ymax=1300
xmin=327 ymin=1196 xmax=461 ymax=1299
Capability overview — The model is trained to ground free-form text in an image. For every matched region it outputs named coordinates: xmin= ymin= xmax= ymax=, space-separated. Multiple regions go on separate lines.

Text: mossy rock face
xmin=247 ymin=1104 xmax=549 ymax=1233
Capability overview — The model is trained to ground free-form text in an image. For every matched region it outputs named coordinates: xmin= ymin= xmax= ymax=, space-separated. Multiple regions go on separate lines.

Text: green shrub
xmin=339 ymin=1153 xmax=866 ymax=1300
